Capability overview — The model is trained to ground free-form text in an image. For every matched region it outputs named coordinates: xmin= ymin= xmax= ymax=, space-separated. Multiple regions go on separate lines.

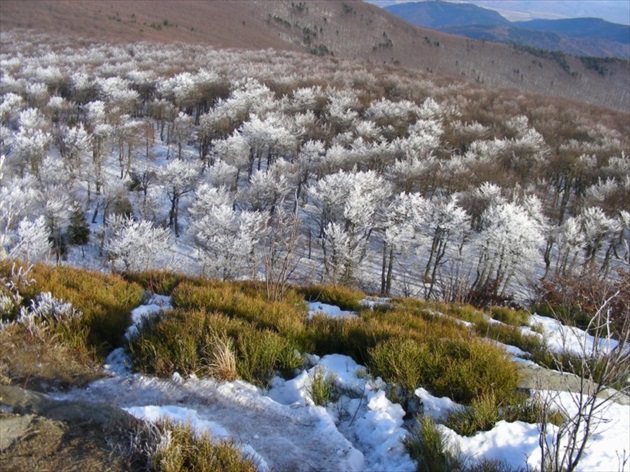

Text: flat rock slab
xmin=517 ymin=364 xmax=630 ymax=406
xmin=0 ymin=414 xmax=34 ymax=451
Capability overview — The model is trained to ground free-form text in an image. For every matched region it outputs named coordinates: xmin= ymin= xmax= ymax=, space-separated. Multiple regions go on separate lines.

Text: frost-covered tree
xmin=59 ymin=124 xmax=91 ymax=182
xmin=472 ymin=201 xmax=546 ymax=298
xmin=383 ymin=193 xmax=470 ymax=298
xmin=10 ymin=108 xmax=51 ymax=179
xmin=159 ymin=159 xmax=200 ymax=237
xmin=172 ymin=111 xmax=193 ymax=160
xmin=240 ymin=113 xmax=297 ymax=176
xmin=104 ymin=216 xmax=172 ymax=273
xmin=190 ymin=185 xmax=266 ymax=280
xmin=308 ymin=170 xmax=390 ymax=282
xmin=576 ymin=206 xmax=618 ymax=273
xmin=243 ymin=166 xmax=292 ymax=213
xmin=4 ymin=216 xmax=51 ymax=263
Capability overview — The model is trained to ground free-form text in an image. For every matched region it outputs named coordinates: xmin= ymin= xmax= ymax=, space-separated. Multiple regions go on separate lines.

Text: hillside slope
xmin=1 ymin=0 xmax=629 ymax=111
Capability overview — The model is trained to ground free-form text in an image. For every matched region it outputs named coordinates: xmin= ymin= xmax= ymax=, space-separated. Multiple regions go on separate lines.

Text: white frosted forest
xmin=1 ymin=32 xmax=628 ymax=304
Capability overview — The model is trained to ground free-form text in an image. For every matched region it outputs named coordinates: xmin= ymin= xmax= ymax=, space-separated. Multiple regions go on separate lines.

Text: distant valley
xmin=385 ymin=1 xmax=630 ymax=59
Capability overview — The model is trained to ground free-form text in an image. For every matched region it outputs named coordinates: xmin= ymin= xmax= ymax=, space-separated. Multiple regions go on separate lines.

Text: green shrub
xmin=131 ymin=309 xmax=302 ymax=386
xmin=501 ymin=392 xmax=566 ymax=426
xmin=464 ymin=458 xmax=525 ymax=472
xmin=405 ymin=416 xmax=461 ymax=472
xmin=439 ymin=303 xmax=486 ymax=325
xmin=369 ymin=339 xmax=434 ymax=395
xmin=130 ymin=310 xmax=200 ymax=377
xmin=432 ymin=338 xmax=519 ymax=405
xmin=309 ymin=367 xmax=338 ymax=406
xmin=153 ymin=419 xmax=257 ymax=472
xmin=305 ymin=316 xmax=382 ymax=365
xmin=299 ymin=284 xmax=365 ymax=311
xmin=447 ymin=391 xmax=566 ymax=437
xmin=130 ymin=309 xmax=245 ymax=378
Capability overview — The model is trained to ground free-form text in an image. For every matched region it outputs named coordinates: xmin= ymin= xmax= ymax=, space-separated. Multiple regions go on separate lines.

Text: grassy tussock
xmin=172 ymin=280 xmax=307 ymax=338
xmin=123 ymin=270 xmax=188 ymax=295
xmin=206 ymin=334 xmax=237 ymax=381
xmin=236 ymin=328 xmax=303 ymax=385
xmin=153 ymin=419 xmax=257 ymax=472
xmin=308 ymin=367 xmax=338 ymax=406
xmin=304 ymin=315 xmax=383 ymax=364
xmin=475 ymin=320 xmax=543 ymax=353
xmin=444 ymin=392 xmax=501 ymax=436
xmin=130 ymin=309 xmax=302 ymax=386
xmin=488 ymin=306 xmax=530 ymax=327
xmin=405 ymin=416 xmax=461 ymax=472
xmin=445 ymin=391 xmax=566 ymax=437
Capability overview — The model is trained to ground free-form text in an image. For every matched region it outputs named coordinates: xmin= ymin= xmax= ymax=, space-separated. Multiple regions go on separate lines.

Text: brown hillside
xmin=1 ymin=0 xmax=628 ymax=111
xmin=0 ymin=0 xmax=298 ymax=51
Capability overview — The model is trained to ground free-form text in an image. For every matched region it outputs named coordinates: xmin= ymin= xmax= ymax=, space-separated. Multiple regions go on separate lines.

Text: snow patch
xmin=307 ymin=301 xmax=357 ymax=320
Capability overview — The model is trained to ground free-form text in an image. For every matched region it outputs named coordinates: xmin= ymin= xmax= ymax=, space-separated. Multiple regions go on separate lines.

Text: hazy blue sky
xmin=367 ymin=1 xmax=630 ymax=25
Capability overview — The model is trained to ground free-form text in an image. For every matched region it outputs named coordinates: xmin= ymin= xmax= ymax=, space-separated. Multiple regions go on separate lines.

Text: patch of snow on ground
xmin=268 ymin=354 xmax=415 ymax=472
xmin=525 ymin=314 xmax=619 ymax=356
xmin=104 ymin=295 xmax=172 ymax=376
xmin=442 ymin=389 xmax=630 ymax=472
xmin=415 ymin=388 xmax=461 ymax=422
xmin=442 ymin=419 xmax=542 ymax=470
xmin=126 ymin=294 xmax=172 ymax=340
xmin=307 ymin=301 xmax=357 ymax=320
xmin=360 ymin=296 xmax=391 ymax=309
xmin=124 ymin=405 xmax=270 ymax=472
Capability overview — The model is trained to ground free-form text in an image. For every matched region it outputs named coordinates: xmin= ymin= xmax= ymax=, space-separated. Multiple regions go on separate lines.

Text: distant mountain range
xmin=385 ymin=1 xmax=630 ymax=59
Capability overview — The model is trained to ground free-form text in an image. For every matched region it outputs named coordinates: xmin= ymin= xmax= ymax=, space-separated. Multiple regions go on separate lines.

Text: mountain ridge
xmin=384 ymin=1 xmax=630 ymax=59
xmin=1 ymin=0 xmax=628 ymax=111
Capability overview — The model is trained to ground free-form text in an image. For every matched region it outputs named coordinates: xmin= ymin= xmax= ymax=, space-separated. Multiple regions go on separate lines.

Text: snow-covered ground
xmin=524 ymin=314 xmax=620 ymax=356
xmin=54 ymin=298 xmax=629 ymax=472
